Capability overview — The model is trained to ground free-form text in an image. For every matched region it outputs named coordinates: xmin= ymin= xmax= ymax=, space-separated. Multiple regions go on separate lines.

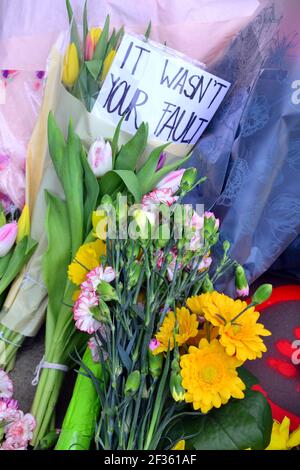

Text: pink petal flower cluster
xmin=0 ymin=369 xmax=36 ymax=451
xmin=156 ymin=248 xmax=182 ymax=281
xmin=73 ymin=265 xmax=116 ymax=334
xmin=142 ymin=188 xmax=178 ymax=210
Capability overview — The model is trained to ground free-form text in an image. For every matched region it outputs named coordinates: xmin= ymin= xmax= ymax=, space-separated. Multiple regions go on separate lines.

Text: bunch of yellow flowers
xmin=152 ymin=290 xmax=271 ymax=414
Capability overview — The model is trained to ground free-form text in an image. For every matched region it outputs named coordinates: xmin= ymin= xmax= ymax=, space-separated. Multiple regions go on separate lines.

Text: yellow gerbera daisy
xmin=68 ymin=239 xmax=106 ymax=285
xmin=187 ymin=292 xmax=271 ymax=362
xmin=153 ymin=307 xmax=199 ymax=355
xmin=180 ymin=338 xmax=245 ymax=413
xmin=264 ymin=416 xmax=300 ymax=450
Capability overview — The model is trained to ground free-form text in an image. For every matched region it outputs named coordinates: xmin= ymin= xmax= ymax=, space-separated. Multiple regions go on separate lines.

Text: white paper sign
xmin=93 ymin=34 xmax=231 ymax=145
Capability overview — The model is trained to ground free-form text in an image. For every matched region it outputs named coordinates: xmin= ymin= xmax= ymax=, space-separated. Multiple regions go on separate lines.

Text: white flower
xmin=0 ymin=370 xmax=13 ymax=399
xmin=87 ymin=138 xmax=113 ymax=178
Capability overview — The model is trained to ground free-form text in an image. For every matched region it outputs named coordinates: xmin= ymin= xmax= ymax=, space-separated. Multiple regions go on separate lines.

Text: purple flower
xmin=156 ymin=152 xmax=167 ymax=172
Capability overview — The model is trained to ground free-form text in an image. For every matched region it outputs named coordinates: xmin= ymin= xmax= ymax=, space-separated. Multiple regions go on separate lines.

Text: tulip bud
xmin=156 ymin=169 xmax=186 ymax=195
xmin=156 ymin=152 xmax=167 ymax=172
xmin=88 ymin=138 xmax=113 ymax=178
xmin=62 ymin=43 xmax=79 ymax=88
xmin=180 ymin=168 xmax=197 ymax=193
xmin=17 ymin=204 xmax=30 ymax=243
xmin=170 ymin=371 xmax=185 ymax=402
xmin=148 ymin=349 xmax=163 ymax=378
xmin=0 ymin=222 xmax=18 ymax=257
xmin=125 ymin=370 xmax=141 ymax=396
xmin=133 ymin=209 xmax=155 ymax=238
xmin=202 ymin=275 xmax=214 ymax=293
xmin=128 ymin=261 xmax=142 ymax=289
xmin=252 ymin=284 xmax=272 ymax=306
xmin=85 ymin=27 xmax=102 ymax=61
xmin=235 ymin=264 xmax=249 ymax=297
xmin=204 ymin=211 xmax=220 ymax=233
xmin=101 ymin=50 xmax=116 ymax=81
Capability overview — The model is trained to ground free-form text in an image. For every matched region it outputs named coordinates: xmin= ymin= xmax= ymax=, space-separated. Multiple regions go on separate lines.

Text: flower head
xmin=68 ymin=239 xmax=106 ymax=286
xmin=0 ymin=398 xmax=19 ymax=423
xmin=88 ymin=138 xmax=113 ymax=178
xmin=82 ymin=265 xmax=116 ymax=292
xmin=153 ymin=307 xmax=199 ymax=355
xmin=266 ymin=417 xmax=300 ymax=450
xmin=172 ymin=440 xmax=185 ymax=450
xmin=73 ymin=291 xmax=101 ymax=334
xmin=180 ymin=338 xmax=245 ymax=413
xmin=0 ymin=370 xmax=13 ymax=399
xmin=0 ymin=222 xmax=18 ymax=257
xmin=142 ymin=188 xmax=178 ymax=209
xmin=101 ymin=50 xmax=116 ymax=81
xmin=85 ymin=27 xmax=102 ymax=60
xmin=17 ymin=205 xmax=30 ymax=243
xmin=156 ymin=169 xmax=186 ymax=194
xmin=4 ymin=411 xmax=36 ymax=448
xmin=186 ymin=292 xmax=271 ymax=362
xmin=62 ymin=43 xmax=79 ymax=88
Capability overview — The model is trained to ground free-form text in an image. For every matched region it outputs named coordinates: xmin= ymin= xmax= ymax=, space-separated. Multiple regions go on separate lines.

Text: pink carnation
xmin=0 ymin=398 xmax=19 ymax=423
xmin=0 ymin=370 xmax=13 ymax=399
xmin=81 ymin=265 xmax=116 ymax=293
xmin=88 ymin=335 xmax=108 ymax=363
xmin=73 ymin=291 xmax=101 ymax=334
xmin=142 ymin=188 xmax=178 ymax=209
xmin=5 ymin=412 xmax=36 ymax=449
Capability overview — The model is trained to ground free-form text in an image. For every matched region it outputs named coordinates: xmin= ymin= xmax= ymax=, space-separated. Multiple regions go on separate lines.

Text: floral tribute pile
xmin=0 ymin=369 xmax=36 ymax=450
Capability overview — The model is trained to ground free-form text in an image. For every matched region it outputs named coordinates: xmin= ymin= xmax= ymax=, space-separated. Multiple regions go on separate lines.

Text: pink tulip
xmin=88 ymin=138 xmax=112 ymax=178
xmin=0 ymin=222 xmax=18 ymax=257
xmin=156 ymin=169 xmax=186 ymax=195
xmin=85 ymin=28 xmax=102 ymax=61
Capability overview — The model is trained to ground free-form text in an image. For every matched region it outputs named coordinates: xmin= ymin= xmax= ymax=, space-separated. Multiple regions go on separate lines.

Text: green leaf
xmin=65 ymin=0 xmax=82 ymax=61
xmin=140 ymin=153 xmax=191 ymax=195
xmin=114 ymin=26 xmax=125 ymax=49
xmin=99 ymin=170 xmax=142 ymax=202
xmin=111 ymin=115 xmax=126 ymax=163
xmin=81 ymin=147 xmax=99 ymax=237
xmin=93 ymin=15 xmax=110 ymax=63
xmin=83 ymin=0 xmax=88 ymax=44
xmin=47 ymin=112 xmax=66 ymax=180
xmin=237 ymin=366 xmax=259 ymax=389
xmin=166 ymin=390 xmax=272 ymax=450
xmin=137 ymin=143 xmax=169 ymax=193
xmin=0 ymin=236 xmax=37 ymax=295
xmin=85 ymin=60 xmax=103 ymax=81
xmin=115 ymin=122 xmax=148 ymax=171
xmin=145 ymin=21 xmax=152 ymax=40
xmin=0 ymin=252 xmax=13 ymax=279
xmin=61 ymin=120 xmax=84 ymax=255
xmin=43 ymin=192 xmax=72 ymax=352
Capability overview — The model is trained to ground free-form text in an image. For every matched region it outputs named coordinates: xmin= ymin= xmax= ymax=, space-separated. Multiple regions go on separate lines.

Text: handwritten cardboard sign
xmin=93 ymin=34 xmax=230 ymax=144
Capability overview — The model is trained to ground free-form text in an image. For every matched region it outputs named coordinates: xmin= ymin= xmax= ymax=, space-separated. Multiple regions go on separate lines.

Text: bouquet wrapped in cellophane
xmin=0 ymin=0 xmax=191 ymax=373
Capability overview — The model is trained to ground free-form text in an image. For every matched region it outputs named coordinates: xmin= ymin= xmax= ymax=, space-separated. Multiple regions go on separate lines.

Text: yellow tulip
xmin=62 ymin=43 xmax=80 ymax=88
xmin=17 ymin=204 xmax=30 ymax=243
xmin=85 ymin=27 xmax=102 ymax=60
xmin=101 ymin=50 xmax=116 ymax=81
xmin=92 ymin=209 xmax=108 ymax=240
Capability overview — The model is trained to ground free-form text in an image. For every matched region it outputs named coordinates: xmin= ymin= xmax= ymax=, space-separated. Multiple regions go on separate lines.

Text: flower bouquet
xmin=53 ymin=153 xmax=275 ymax=450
